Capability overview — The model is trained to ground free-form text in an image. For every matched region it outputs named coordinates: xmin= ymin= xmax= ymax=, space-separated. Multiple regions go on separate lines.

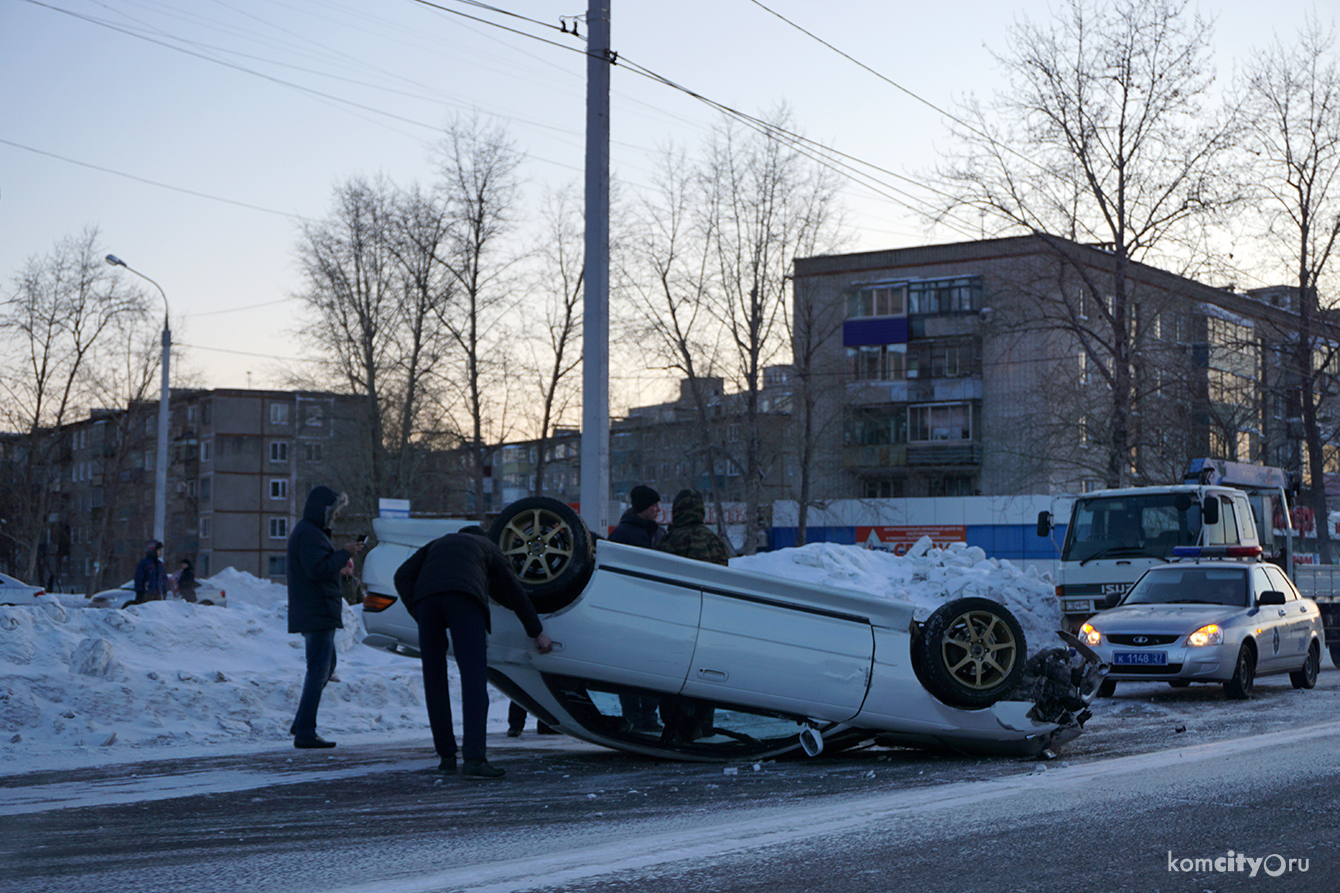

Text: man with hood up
xmin=287 ymin=485 xmax=363 ymax=748
xmin=128 ymin=540 xmax=167 ymax=606
xmin=657 ymin=488 xmax=730 ymax=566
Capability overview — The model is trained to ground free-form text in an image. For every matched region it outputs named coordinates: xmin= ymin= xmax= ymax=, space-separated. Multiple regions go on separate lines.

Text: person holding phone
xmin=286 ymin=485 xmax=364 ymax=749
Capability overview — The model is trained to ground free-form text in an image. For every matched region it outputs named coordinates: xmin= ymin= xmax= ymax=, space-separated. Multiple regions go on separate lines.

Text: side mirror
xmin=1036 ymin=511 xmax=1052 ymax=538
xmin=1258 ymin=590 xmax=1287 ymax=607
xmin=1202 ymin=497 xmax=1220 ymax=526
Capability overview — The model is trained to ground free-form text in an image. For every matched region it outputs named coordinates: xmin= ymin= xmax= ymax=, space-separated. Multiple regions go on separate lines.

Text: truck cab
xmin=1038 ymin=459 xmax=1295 ymax=631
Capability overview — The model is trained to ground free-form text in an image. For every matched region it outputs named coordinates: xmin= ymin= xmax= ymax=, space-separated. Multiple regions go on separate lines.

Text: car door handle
xmin=1278 ymin=610 xmax=1288 ymax=617
xmin=696 ymin=667 xmax=729 ymax=682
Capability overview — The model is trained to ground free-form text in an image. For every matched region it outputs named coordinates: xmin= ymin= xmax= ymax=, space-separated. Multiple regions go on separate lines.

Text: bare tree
xmin=932 ymin=0 xmax=1240 ymax=487
xmin=430 ymin=115 xmax=527 ymax=521
xmin=293 ymin=176 xmax=455 ymax=514
xmin=0 ymin=228 xmax=146 ymax=581
xmin=1240 ymin=16 xmax=1340 ymax=562
xmin=525 ymin=185 xmax=584 ymax=495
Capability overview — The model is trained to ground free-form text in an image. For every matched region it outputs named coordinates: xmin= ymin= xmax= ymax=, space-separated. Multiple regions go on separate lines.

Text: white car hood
xmin=1094 ymin=603 xmax=1243 ymax=634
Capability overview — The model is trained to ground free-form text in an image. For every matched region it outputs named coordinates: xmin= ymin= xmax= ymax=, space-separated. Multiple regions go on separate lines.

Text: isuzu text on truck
xmin=1036 ymin=459 xmax=1296 ymax=632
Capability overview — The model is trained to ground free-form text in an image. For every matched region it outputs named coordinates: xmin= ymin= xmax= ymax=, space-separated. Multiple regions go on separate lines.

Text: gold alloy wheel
xmin=497 ymin=506 xmax=576 ymax=584
xmin=939 ymin=608 xmax=1020 ymax=691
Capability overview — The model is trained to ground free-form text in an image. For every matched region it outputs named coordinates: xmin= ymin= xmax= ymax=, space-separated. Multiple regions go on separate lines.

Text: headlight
xmin=1079 ymin=622 xmax=1101 ymax=647
xmin=1187 ymin=624 xmax=1223 ymax=647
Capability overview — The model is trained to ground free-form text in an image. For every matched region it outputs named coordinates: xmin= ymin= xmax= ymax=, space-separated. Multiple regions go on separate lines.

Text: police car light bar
xmin=1171 ymin=544 xmax=1263 ymax=558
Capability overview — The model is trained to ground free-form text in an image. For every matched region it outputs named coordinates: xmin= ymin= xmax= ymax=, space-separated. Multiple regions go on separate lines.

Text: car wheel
xmin=912 ymin=597 xmax=1026 ymax=709
xmin=1290 ymin=641 xmax=1320 ymax=690
xmin=490 ymin=496 xmax=594 ymax=614
xmin=1097 ymin=679 xmax=1117 ymax=698
xmin=1223 ymin=643 xmax=1256 ymax=700
xmin=197 ymin=599 xmax=214 ymax=607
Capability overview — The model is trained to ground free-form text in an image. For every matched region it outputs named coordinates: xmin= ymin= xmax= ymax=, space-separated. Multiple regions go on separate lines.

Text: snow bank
xmin=0 ymin=541 xmax=1063 ymax=771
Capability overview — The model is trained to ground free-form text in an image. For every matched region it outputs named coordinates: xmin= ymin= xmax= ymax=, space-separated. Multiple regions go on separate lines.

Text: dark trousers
xmin=417 ymin=592 xmax=489 ymax=762
xmin=293 ymin=629 xmax=337 ymax=738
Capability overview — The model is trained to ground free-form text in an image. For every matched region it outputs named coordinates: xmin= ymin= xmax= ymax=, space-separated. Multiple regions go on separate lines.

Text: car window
xmin=1124 ymin=567 xmax=1249 ymax=607
xmin=1261 ymin=565 xmax=1297 ymax=601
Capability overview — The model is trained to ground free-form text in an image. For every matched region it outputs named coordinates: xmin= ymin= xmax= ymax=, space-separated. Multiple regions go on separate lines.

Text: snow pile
xmin=0 ymin=540 xmax=1063 ymax=769
xmin=0 ymin=571 xmax=440 ymax=770
xmin=731 ymin=536 xmax=1063 ymax=653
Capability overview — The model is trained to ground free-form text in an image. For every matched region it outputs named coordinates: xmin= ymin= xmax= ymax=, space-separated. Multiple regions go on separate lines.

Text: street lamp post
xmin=106 ymin=254 xmax=171 ymax=548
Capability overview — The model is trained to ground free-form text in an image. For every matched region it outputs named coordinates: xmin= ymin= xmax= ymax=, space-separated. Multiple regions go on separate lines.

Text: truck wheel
xmin=912 ymin=597 xmax=1026 ymax=709
xmin=1291 ymin=641 xmax=1320 ymax=690
xmin=490 ymin=497 xmax=593 ymax=614
xmin=1223 ymin=643 xmax=1256 ymax=700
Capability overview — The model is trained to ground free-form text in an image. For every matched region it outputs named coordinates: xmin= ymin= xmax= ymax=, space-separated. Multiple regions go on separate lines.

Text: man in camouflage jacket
xmin=658 ymin=488 xmax=730 ymax=565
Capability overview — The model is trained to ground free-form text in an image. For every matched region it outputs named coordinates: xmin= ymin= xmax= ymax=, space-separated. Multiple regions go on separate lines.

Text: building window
xmin=144 ymin=450 xmax=154 ymax=471
xmin=269 ymin=517 xmax=288 ymax=539
xmin=907 ymin=340 xmax=979 ymax=379
xmin=200 ymin=476 xmax=212 ymax=501
xmin=302 ymin=442 xmax=323 ymax=462
xmin=199 ymin=517 xmax=210 ymax=538
xmin=270 ymin=479 xmax=288 ymax=499
xmin=271 ymin=403 xmax=290 ymax=425
xmin=845 ymin=407 xmax=907 ymax=446
xmin=908 ymin=403 xmax=972 ymax=442
xmin=849 ymin=344 xmax=907 ymax=381
xmin=267 ymin=556 xmax=286 ymax=576
xmin=929 ymin=475 xmax=975 ymax=497
xmin=848 ymin=284 xmax=907 ymax=318
xmin=908 ymin=277 xmax=982 ymax=315
xmin=270 ymin=441 xmax=289 ymax=463
xmin=200 ymin=439 xmax=212 ymax=462
xmin=863 ymin=478 xmax=903 ymax=499
xmin=187 ymin=479 xmax=198 ymax=497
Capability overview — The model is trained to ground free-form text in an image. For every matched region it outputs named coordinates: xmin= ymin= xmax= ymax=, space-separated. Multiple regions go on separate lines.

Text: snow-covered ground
xmin=0 ymin=538 xmax=1062 ymax=774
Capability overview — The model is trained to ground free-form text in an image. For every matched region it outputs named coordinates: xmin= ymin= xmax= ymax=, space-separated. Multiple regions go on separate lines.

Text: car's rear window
xmin=1123 ymin=567 xmax=1249 ymax=607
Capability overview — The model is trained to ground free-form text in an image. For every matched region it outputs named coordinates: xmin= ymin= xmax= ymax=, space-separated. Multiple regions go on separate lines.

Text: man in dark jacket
xmin=395 ymin=527 xmax=552 ymax=779
xmin=608 ymin=484 xmax=664 ymax=733
xmin=609 ymin=485 xmax=664 ymax=549
xmin=287 ymin=485 xmax=362 ymax=749
xmin=128 ymin=540 xmax=167 ymax=606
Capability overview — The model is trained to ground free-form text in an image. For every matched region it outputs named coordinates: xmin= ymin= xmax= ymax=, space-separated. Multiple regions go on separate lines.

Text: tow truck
xmin=1036 ymin=459 xmax=1297 ymax=632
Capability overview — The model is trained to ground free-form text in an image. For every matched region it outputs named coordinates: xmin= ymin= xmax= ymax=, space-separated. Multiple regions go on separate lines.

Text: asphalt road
xmin=5 ymin=670 xmax=1340 ymax=893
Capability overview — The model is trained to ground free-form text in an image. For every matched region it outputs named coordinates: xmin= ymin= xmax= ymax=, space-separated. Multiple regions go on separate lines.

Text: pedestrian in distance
xmin=175 ymin=558 xmax=199 ymax=603
xmin=287 ymin=485 xmax=363 ymax=749
xmin=394 ymin=526 xmax=552 ymax=779
xmin=125 ymin=540 xmax=168 ymax=608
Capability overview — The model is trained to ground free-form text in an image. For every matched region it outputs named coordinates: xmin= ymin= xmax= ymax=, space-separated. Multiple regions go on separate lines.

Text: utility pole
xmin=580 ymin=0 xmax=611 ymax=537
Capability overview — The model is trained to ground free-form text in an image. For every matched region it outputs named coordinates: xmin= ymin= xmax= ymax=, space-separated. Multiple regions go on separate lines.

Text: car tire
xmin=1223 ymin=643 xmax=1256 ymax=700
xmin=1097 ymin=679 xmax=1117 ymax=698
xmin=489 ymin=496 xmax=594 ymax=614
xmin=1290 ymin=641 xmax=1320 ymax=690
xmin=912 ymin=597 xmax=1026 ymax=709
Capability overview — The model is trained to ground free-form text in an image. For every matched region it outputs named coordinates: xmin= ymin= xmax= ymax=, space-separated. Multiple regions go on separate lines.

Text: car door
xmin=680 ymin=588 xmax=874 ymax=723
xmin=1263 ymin=565 xmax=1312 ymax=667
xmin=1250 ymin=565 xmax=1293 ymax=672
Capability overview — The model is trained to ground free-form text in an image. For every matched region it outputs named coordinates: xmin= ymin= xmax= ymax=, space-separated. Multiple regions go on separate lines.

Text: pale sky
xmin=1 ymin=0 xmax=1330 ymax=396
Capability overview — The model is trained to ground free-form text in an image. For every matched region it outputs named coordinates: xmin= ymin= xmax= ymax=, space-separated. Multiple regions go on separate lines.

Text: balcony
xmin=906 ymin=442 xmax=984 ymax=466
xmin=842 ymin=443 xmax=907 ymax=469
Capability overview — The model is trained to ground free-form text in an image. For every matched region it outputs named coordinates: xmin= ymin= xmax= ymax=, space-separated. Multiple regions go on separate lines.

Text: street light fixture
xmin=106 ymin=254 xmax=171 ymax=548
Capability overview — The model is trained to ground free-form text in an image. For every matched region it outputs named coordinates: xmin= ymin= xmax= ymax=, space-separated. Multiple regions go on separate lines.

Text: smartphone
xmin=356 ymin=534 xmax=368 ymax=544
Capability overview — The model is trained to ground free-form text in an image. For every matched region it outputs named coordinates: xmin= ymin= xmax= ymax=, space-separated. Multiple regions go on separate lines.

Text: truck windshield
xmin=1061 ymin=493 xmax=1203 ymax=563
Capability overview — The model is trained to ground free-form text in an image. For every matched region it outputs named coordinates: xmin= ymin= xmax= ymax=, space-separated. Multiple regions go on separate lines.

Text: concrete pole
xmin=106 ymin=255 xmax=170 ymax=547
xmin=580 ymin=0 xmax=611 ymax=537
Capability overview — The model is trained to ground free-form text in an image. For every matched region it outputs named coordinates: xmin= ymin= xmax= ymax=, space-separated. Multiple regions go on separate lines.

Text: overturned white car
xmin=361 ymin=498 xmax=1103 ymax=761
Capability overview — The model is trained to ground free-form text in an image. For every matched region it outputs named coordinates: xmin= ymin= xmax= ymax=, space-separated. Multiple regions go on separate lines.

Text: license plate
xmin=1113 ymin=651 xmax=1168 ymax=666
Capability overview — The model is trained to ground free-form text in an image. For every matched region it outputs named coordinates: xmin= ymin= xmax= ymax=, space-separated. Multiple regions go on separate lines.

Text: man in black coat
xmin=127 ymin=540 xmax=167 ymax=607
xmin=609 ymin=485 xmax=664 ymax=549
xmin=608 ymin=485 xmax=664 ymax=733
xmin=394 ymin=527 xmax=553 ymax=779
xmin=287 ymin=485 xmax=363 ymax=749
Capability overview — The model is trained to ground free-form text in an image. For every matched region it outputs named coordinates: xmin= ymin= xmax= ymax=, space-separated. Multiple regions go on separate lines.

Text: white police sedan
xmin=1080 ymin=548 xmax=1323 ymax=699
xmin=360 ymin=498 xmax=1104 ymax=762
